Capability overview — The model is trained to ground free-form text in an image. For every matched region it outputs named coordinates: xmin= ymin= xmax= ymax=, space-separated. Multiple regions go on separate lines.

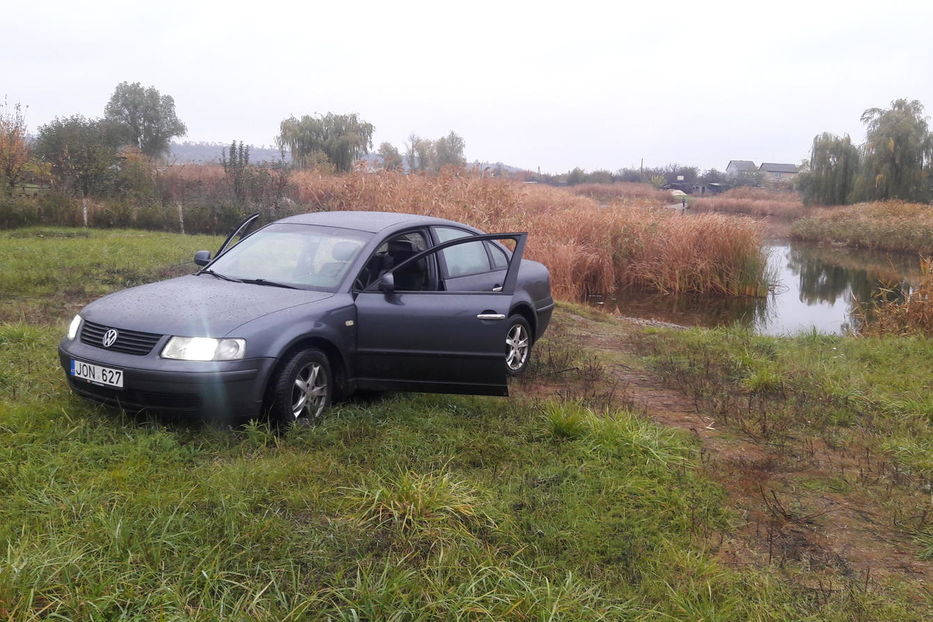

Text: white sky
xmin=3 ymin=0 xmax=932 ymax=173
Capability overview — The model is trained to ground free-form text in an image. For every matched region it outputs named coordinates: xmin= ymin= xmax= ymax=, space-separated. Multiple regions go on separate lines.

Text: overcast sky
xmin=3 ymin=0 xmax=932 ymax=173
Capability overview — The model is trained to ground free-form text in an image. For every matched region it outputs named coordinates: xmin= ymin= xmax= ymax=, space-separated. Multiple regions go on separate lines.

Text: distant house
xmin=758 ymin=162 xmax=798 ymax=183
xmin=692 ymin=182 xmax=727 ymax=195
xmin=726 ymin=160 xmax=756 ymax=176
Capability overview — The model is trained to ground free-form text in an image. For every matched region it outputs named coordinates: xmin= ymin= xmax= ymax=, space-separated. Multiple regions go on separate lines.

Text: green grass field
xmin=634 ymin=326 xmax=933 ymax=476
xmin=0 ymin=228 xmax=928 ymax=620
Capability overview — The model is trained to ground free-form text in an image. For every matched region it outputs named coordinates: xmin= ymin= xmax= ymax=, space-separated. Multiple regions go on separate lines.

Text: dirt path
xmin=519 ymin=310 xmax=931 ymax=589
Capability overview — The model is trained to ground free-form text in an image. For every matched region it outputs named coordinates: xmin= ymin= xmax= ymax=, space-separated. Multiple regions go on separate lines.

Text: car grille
xmin=69 ymin=379 xmax=202 ymax=410
xmin=80 ymin=320 xmax=163 ymax=355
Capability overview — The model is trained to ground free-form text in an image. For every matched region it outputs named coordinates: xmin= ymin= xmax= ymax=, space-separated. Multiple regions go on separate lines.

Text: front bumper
xmin=59 ymin=338 xmax=276 ymax=420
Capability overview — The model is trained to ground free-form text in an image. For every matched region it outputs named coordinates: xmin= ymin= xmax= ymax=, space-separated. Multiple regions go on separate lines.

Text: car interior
xmin=355 ymin=229 xmax=512 ymax=293
xmin=356 ymin=232 xmax=432 ymax=291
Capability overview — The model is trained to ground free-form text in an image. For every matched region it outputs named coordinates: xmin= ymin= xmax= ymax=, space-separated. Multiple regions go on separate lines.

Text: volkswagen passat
xmin=59 ymin=211 xmax=553 ymax=425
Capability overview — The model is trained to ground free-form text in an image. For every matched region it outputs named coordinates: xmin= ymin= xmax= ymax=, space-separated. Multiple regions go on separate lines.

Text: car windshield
xmin=207 ymin=223 xmax=371 ymax=291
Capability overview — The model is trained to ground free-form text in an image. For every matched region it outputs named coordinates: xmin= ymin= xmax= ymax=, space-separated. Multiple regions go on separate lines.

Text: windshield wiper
xmin=199 ymin=269 xmax=242 ymax=283
xmin=239 ymin=278 xmax=299 ymax=289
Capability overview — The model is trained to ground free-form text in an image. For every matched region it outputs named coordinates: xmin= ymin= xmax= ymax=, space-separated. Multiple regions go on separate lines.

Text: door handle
xmin=492 ymin=285 xmax=503 ymax=292
xmin=476 ymin=313 xmax=506 ymax=321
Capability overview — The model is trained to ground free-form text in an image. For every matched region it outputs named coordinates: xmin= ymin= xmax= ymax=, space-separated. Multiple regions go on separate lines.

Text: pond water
xmin=601 ymin=241 xmax=921 ymax=335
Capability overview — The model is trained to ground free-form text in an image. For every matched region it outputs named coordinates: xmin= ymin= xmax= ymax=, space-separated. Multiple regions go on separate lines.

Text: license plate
xmin=71 ymin=360 xmax=124 ymax=388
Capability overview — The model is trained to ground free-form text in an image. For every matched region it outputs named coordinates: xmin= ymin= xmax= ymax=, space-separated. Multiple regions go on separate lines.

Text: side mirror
xmin=194 ymin=250 xmax=212 ymax=267
xmin=378 ymin=272 xmax=395 ymax=293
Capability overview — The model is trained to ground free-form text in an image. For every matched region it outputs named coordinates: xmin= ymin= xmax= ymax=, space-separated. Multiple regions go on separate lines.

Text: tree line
xmin=0 ymin=82 xmax=188 ymax=200
xmin=798 ymin=99 xmax=933 ymax=205
xmin=0 ymin=83 xmax=469 ymax=203
xmin=526 ymin=164 xmax=753 ymax=188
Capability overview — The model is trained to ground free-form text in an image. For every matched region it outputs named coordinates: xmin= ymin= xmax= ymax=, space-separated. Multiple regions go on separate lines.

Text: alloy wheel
xmin=291 ymin=362 xmax=328 ymax=419
xmin=506 ymin=323 xmax=529 ymax=372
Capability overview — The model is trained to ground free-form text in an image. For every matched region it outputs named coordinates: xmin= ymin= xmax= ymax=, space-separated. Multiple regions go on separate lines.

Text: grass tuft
xmin=344 ymin=469 xmax=490 ymax=537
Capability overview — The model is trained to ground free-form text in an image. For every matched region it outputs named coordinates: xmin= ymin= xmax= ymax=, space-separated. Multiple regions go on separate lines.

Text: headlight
xmin=160 ymin=337 xmax=246 ymax=361
xmin=67 ymin=315 xmax=82 ymax=340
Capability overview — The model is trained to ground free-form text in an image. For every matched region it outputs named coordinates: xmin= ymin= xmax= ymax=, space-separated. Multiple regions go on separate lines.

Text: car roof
xmin=276 ymin=210 xmax=475 ymax=233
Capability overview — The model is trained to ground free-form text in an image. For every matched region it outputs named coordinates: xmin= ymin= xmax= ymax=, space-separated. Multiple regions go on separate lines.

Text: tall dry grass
xmin=857 ymin=258 xmax=933 ymax=336
xmin=9 ymin=165 xmax=769 ymax=299
xmin=691 ymin=187 xmax=807 ymax=219
xmin=287 ymin=170 xmax=770 ymax=298
xmin=566 ymin=182 xmax=670 ymax=207
xmin=791 ymin=200 xmax=933 ymax=254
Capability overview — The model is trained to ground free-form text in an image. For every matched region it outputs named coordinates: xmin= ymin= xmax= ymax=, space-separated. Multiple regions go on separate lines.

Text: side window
xmin=434 ymin=227 xmax=491 ymax=278
xmin=486 ymin=242 xmax=509 ymax=270
xmin=358 ymin=231 xmax=432 ymax=291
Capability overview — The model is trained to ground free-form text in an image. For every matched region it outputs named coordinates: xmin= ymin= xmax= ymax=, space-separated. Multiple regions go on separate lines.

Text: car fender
xmin=223 ymin=294 xmax=358 ymax=387
xmin=513 ymin=259 xmax=554 ymax=340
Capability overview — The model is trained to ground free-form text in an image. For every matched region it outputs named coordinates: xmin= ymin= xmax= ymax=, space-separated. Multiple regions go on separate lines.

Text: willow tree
xmin=857 ymin=99 xmax=933 ymax=202
xmin=278 ymin=113 xmax=374 ymax=172
xmin=800 ymin=132 xmax=860 ymax=205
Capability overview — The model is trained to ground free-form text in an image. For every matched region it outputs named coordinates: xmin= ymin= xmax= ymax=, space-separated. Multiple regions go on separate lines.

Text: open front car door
xmin=353 ymin=233 xmax=527 ymax=396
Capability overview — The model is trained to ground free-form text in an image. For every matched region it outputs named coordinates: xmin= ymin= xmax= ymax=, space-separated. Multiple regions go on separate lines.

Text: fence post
xmin=82 ymin=197 xmax=88 ymax=228
xmin=177 ymin=202 xmax=185 ymax=234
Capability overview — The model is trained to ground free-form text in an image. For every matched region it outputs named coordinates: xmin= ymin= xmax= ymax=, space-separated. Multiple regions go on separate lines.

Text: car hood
xmin=81 ymin=275 xmax=334 ymax=338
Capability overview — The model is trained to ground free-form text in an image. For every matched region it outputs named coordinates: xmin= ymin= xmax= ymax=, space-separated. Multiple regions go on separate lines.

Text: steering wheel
xmin=353 ymin=267 xmax=372 ymax=291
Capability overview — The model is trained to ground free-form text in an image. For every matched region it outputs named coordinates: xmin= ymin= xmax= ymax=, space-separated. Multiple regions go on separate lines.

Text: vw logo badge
xmin=102 ymin=329 xmax=119 ymax=348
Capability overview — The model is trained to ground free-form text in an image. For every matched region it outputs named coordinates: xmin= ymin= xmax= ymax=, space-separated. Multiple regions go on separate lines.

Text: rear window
xmin=434 ymin=227 xmax=491 ymax=278
xmin=486 ymin=242 xmax=509 ymax=270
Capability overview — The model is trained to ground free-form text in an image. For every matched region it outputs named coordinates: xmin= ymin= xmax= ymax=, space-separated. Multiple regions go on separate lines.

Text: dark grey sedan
xmin=59 ymin=211 xmax=553 ymax=424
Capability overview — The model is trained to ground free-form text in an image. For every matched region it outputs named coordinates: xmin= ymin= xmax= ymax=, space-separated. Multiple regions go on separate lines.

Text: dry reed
xmin=691 ymin=188 xmax=807 ymax=219
xmin=286 ymin=170 xmax=769 ymax=299
xmin=567 ymin=182 xmax=670 ymax=206
xmin=857 ymin=258 xmax=933 ymax=336
xmin=791 ymin=200 xmax=933 ymax=254
xmin=11 ymin=164 xmax=770 ymax=300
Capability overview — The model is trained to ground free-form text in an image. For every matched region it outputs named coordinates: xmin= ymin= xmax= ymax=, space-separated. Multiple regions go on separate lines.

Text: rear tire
xmin=268 ymin=348 xmax=332 ymax=427
xmin=505 ymin=315 xmax=532 ymax=376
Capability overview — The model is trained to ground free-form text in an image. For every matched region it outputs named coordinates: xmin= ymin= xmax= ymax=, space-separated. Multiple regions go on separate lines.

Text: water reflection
xmin=604 ymin=242 xmax=920 ymax=335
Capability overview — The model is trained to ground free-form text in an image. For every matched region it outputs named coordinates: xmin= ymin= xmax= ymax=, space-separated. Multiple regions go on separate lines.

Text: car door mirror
xmin=194 ymin=250 xmax=211 ymax=266
xmin=378 ymin=272 xmax=395 ymax=293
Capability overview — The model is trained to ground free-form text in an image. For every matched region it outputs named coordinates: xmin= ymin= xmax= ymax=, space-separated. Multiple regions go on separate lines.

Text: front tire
xmin=505 ymin=315 xmax=532 ymax=376
xmin=268 ymin=349 xmax=332 ymax=426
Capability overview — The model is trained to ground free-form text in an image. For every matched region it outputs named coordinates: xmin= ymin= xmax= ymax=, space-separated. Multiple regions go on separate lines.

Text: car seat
xmin=316 ymin=240 xmax=361 ymax=285
xmin=387 ymin=240 xmax=428 ymax=290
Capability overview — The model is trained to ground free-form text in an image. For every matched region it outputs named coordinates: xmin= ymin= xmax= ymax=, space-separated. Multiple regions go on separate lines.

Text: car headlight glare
xmin=161 ymin=337 xmax=246 ymax=361
xmin=67 ymin=315 xmax=82 ymax=340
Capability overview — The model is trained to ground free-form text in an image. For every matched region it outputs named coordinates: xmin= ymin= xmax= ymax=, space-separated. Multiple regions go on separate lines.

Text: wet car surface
xmin=59 ymin=211 xmax=553 ymax=424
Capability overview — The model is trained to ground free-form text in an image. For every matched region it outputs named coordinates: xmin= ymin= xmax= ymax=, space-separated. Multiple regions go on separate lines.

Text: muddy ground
xmin=515 ymin=308 xmax=931 ymax=595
